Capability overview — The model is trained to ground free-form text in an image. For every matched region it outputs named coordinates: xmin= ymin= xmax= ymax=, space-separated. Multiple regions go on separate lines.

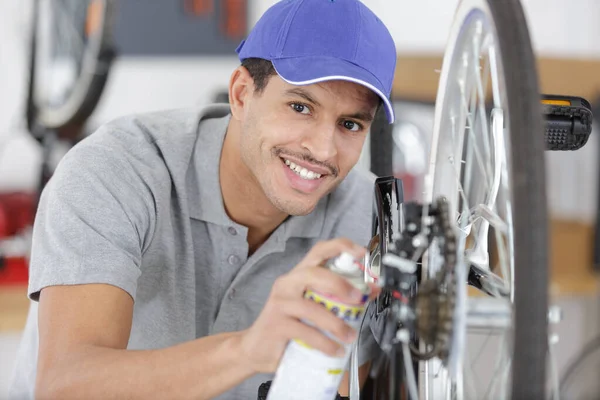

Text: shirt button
xmin=228 ymin=255 xmax=240 ymax=265
xmin=228 ymin=227 xmax=237 ymax=236
xmin=228 ymin=288 xmax=236 ymax=299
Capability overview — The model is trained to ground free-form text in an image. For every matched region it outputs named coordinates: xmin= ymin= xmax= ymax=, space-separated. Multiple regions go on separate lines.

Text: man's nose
xmin=300 ymin=122 xmax=338 ymax=163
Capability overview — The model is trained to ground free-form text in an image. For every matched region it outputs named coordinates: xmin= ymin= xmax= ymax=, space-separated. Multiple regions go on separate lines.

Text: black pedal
xmin=543 ymin=95 xmax=593 ymax=151
xmin=257 ymin=380 xmax=349 ymax=400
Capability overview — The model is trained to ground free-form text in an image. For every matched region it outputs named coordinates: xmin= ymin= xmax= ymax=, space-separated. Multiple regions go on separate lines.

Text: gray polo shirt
xmin=9 ymin=104 xmax=379 ymax=400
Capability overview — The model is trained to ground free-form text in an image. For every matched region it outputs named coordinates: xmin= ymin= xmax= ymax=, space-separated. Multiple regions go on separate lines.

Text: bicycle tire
xmin=424 ymin=0 xmax=548 ymax=398
xmin=27 ymin=0 xmax=116 ymax=132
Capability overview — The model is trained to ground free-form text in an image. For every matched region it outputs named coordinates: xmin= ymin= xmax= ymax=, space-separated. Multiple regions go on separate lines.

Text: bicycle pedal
xmin=542 ymin=95 xmax=593 ymax=151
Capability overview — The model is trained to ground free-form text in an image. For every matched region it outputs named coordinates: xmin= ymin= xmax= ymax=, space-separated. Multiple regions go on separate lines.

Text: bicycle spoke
xmin=473 ymin=30 xmax=494 ymax=182
xmin=467 ymin=204 xmax=507 ymax=234
xmin=451 ymin=158 xmax=473 ymax=231
xmin=463 ymin=358 xmax=479 ymax=400
xmin=463 ymin=40 xmax=482 ymax=204
xmin=462 ymin=88 xmax=477 ymax=211
xmin=482 ymin=336 xmax=511 ymax=399
xmin=459 ymin=57 xmax=488 ymax=184
xmin=457 ymin=131 xmax=491 ymax=269
xmin=494 ymin=345 xmax=512 ymax=400
xmin=463 ymin=332 xmax=494 ymax=399
xmin=488 ymin=43 xmax=503 ymax=108
xmin=466 ymin=34 xmax=494 ymax=187
xmin=460 ymin=84 xmax=490 ymax=194
xmin=460 ymin=38 xmax=510 ymax=274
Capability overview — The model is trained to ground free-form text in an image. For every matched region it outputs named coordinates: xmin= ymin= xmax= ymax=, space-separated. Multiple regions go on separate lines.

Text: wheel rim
xmin=33 ymin=0 xmax=109 ymax=129
xmin=422 ymin=0 xmax=517 ymax=398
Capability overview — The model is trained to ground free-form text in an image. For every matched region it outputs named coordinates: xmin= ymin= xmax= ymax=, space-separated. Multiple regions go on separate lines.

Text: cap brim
xmin=272 ymin=56 xmax=395 ymax=124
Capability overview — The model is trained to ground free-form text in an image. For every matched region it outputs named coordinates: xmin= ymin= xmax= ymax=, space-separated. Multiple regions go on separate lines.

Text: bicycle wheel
xmin=27 ymin=0 xmax=115 ymax=131
xmin=421 ymin=0 xmax=548 ymax=398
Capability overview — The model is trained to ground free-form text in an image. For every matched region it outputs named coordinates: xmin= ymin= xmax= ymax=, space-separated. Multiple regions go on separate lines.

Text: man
xmin=9 ymin=0 xmax=397 ymax=398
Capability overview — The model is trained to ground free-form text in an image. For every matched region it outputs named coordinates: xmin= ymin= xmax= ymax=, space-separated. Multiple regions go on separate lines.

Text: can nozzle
xmin=328 ymin=252 xmax=358 ymax=273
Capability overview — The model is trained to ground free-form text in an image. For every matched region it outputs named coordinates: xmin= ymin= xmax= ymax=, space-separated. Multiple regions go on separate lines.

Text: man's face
xmin=236 ymin=74 xmax=379 ymax=216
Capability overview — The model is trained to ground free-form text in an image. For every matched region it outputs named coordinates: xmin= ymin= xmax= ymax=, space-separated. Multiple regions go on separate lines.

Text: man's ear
xmin=228 ymin=66 xmax=254 ymax=121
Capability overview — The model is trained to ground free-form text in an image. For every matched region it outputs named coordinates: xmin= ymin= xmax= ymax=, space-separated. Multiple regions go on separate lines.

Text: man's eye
xmin=291 ymin=103 xmax=310 ymax=115
xmin=343 ymin=120 xmax=361 ymax=132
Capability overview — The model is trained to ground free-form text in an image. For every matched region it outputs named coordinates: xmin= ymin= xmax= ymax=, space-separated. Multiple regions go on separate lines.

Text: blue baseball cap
xmin=236 ymin=0 xmax=397 ymax=123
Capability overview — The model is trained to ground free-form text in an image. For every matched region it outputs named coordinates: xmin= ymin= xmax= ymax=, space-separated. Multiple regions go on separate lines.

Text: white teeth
xmin=283 ymin=158 xmax=322 ymax=180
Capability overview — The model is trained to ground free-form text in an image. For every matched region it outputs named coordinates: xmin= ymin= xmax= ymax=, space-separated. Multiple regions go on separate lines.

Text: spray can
xmin=266 ymin=252 xmax=371 ymax=400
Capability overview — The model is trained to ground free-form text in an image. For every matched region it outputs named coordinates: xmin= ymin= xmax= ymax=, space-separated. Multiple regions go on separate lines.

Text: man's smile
xmin=279 ymin=157 xmax=327 ymax=194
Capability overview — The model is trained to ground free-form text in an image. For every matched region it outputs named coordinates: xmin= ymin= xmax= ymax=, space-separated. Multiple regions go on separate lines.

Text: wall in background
xmin=3 ymin=0 xmax=600 ymax=129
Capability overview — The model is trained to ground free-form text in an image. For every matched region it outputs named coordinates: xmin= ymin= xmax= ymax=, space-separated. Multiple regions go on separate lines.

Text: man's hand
xmin=238 ymin=238 xmax=380 ymax=374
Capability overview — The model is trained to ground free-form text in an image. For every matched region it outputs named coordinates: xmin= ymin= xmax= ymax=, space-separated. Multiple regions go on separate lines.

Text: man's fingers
xmin=296 ymin=238 xmax=366 ymax=271
xmin=281 ymin=319 xmax=346 ymax=358
xmin=366 ymin=282 xmax=381 ymax=300
xmin=281 ymin=267 xmax=365 ymax=304
xmin=281 ymin=298 xmax=358 ymax=344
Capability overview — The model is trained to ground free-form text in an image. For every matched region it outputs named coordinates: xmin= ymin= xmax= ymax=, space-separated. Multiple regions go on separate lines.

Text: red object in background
xmin=0 ymin=192 xmax=36 ymax=286
xmin=221 ymin=0 xmax=247 ymax=40
xmin=184 ymin=0 xmax=213 ymax=16
xmin=394 ymin=173 xmax=418 ymax=202
xmin=0 ymin=257 xmax=29 ymax=286
xmin=0 ymin=192 xmax=36 ymax=236
xmin=183 ymin=0 xmax=247 ymax=41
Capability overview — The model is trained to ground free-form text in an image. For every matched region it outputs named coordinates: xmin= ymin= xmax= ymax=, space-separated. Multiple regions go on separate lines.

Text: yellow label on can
xmin=294 ymin=339 xmax=313 ymax=349
xmin=304 ymin=290 xmax=366 ymax=323
xmin=292 ymin=290 xmax=367 ymax=350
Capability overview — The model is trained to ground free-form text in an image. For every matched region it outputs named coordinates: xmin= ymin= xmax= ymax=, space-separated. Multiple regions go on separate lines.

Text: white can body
xmin=266 ymin=289 xmax=368 ymax=400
